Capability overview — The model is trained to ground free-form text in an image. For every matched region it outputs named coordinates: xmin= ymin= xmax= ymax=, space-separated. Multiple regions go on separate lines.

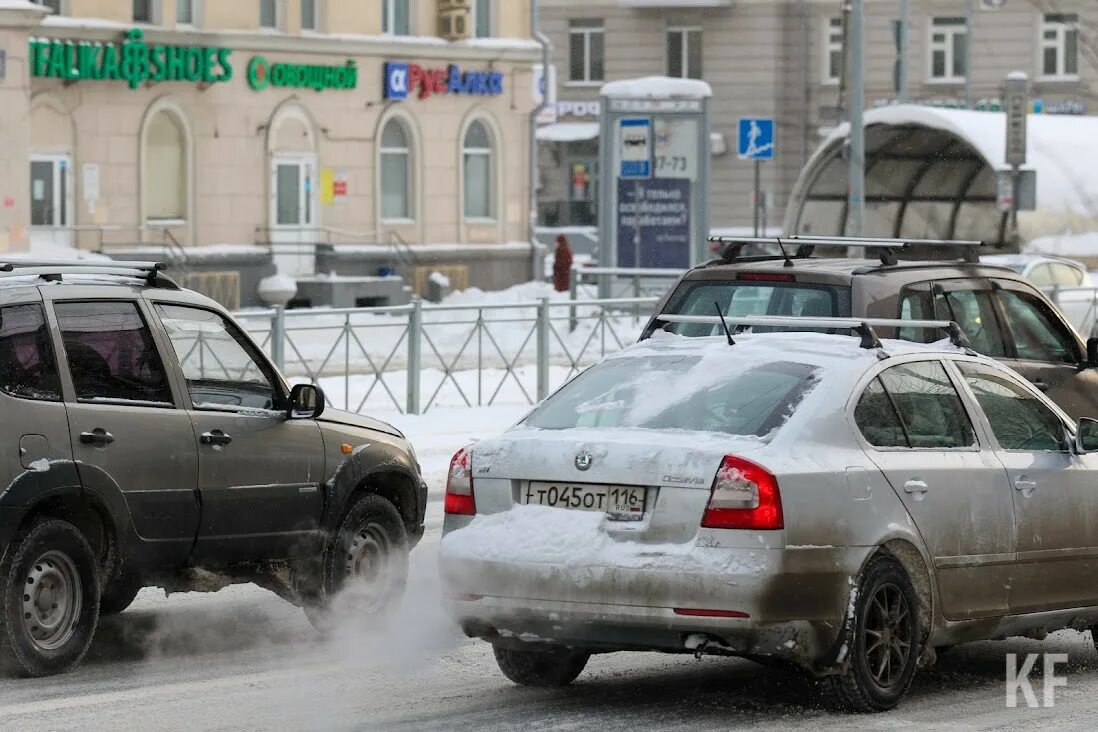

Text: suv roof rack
xmin=706 ymin=235 xmax=985 ymax=266
xmin=653 ymin=314 xmax=974 ymax=354
xmin=0 ymin=260 xmax=178 ymax=289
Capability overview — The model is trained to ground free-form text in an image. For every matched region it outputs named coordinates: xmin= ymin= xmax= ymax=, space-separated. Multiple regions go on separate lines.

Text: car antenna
xmin=714 ymin=302 xmax=735 ymax=346
xmin=775 ymin=237 xmax=794 ymax=268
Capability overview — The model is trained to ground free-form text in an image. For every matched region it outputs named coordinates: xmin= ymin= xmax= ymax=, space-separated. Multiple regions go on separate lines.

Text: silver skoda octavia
xmin=439 ymin=317 xmax=1098 ymax=712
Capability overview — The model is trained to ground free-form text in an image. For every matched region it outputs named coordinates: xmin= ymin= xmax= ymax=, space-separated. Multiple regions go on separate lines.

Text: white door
xmin=30 ymin=154 xmax=74 ymax=249
xmin=269 ymin=154 xmax=318 ymax=276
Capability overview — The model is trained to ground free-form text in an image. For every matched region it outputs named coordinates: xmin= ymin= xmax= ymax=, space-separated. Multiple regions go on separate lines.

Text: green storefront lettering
xmin=246 ymin=55 xmax=357 ymax=92
xmin=29 ymin=28 xmax=233 ymax=88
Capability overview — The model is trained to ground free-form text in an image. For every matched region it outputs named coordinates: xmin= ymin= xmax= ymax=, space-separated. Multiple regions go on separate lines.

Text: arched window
xmin=380 ymin=119 xmax=413 ymax=221
xmin=144 ymin=110 xmax=187 ymax=222
xmin=463 ymin=120 xmax=494 ymax=220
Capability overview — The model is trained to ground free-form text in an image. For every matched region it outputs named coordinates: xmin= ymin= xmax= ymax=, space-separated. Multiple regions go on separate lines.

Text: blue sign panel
xmin=737 ymin=117 xmax=775 ymax=160
xmin=383 ymin=61 xmax=409 ymax=100
xmin=619 ymin=118 xmax=651 ymax=179
xmin=616 ymin=178 xmax=691 ymax=269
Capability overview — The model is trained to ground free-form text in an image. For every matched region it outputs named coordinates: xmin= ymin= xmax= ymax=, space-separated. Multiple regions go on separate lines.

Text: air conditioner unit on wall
xmin=439 ymin=8 xmax=471 ymax=41
xmin=438 ymin=0 xmax=471 ymax=40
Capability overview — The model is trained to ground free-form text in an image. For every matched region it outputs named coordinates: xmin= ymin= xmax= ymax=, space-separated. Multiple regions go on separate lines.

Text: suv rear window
xmin=661 ymin=281 xmax=849 ymax=337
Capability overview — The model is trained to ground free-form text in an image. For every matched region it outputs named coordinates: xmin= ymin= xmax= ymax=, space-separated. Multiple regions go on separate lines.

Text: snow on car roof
xmin=615 ymin=330 xmax=963 ymax=371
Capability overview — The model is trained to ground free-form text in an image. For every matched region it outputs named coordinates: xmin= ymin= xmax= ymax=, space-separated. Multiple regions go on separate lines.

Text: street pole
xmin=898 ymin=0 xmax=909 ymax=103
xmin=847 ymin=0 xmax=865 ymax=238
xmin=964 ymin=0 xmax=974 ymax=109
xmin=753 ymin=160 xmax=761 ymax=237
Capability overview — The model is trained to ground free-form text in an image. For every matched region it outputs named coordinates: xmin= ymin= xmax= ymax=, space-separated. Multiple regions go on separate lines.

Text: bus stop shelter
xmin=784 ymin=104 xmax=1098 ymax=246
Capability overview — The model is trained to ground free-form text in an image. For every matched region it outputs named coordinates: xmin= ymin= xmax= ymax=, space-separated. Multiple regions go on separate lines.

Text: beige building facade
xmin=537 ymin=0 xmax=1096 ymax=232
xmin=0 ymin=0 xmax=542 ymax=297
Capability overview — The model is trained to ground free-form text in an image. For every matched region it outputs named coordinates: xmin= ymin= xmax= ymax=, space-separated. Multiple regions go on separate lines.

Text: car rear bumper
xmin=441 ymin=545 xmax=865 ymax=667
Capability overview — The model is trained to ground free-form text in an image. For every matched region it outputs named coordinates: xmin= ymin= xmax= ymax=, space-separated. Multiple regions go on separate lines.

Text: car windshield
xmin=523 ymin=355 xmax=820 ymax=437
xmin=661 ymin=281 xmax=849 ymax=337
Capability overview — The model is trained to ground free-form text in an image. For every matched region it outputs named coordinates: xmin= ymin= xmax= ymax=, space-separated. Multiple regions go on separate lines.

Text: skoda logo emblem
xmin=575 ymin=450 xmax=593 ymax=471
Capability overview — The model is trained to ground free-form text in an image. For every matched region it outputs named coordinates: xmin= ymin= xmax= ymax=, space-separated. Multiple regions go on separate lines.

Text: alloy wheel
xmin=863 ymin=581 xmax=913 ymax=688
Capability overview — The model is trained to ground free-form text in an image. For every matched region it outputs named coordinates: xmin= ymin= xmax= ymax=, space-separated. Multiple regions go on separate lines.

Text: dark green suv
xmin=0 ymin=261 xmax=426 ymax=676
xmin=643 ymin=238 xmax=1098 ymax=420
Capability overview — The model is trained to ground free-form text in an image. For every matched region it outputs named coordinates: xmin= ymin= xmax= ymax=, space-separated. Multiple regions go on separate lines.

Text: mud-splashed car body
xmin=440 ymin=324 xmax=1098 ymax=711
xmin=0 ymin=261 xmax=425 ymax=677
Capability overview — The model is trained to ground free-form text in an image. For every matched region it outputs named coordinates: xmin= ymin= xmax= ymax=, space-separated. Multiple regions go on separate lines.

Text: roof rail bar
xmin=0 ymin=260 xmax=172 ymax=287
xmin=653 ymin=314 xmax=974 ymax=353
xmin=705 ymin=235 xmax=986 ymax=265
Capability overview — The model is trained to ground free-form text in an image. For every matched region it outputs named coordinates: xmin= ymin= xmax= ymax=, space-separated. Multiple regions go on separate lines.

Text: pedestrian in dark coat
xmin=552 ymin=234 xmax=574 ymax=292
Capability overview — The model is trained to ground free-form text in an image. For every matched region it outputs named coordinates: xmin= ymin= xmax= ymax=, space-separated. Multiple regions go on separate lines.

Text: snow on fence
xmin=234 ymin=295 xmax=659 ymax=415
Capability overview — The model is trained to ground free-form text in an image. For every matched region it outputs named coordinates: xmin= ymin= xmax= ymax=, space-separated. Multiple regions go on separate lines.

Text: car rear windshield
xmin=660 ymin=281 xmax=850 ymax=337
xmin=523 ymin=356 xmax=820 ymax=437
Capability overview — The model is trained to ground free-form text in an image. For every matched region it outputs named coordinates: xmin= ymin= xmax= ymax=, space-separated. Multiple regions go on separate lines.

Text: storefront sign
xmin=383 ymin=61 xmax=504 ymax=100
xmin=30 ymin=28 xmax=232 ymax=89
xmin=616 ymin=178 xmax=691 ymax=269
xmin=557 ymin=100 xmax=601 ymax=118
xmin=247 ymin=56 xmax=357 ymax=91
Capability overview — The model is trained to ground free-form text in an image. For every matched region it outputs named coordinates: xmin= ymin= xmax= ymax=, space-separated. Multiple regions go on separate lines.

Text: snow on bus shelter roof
xmin=784 ymin=104 xmax=1098 ymax=246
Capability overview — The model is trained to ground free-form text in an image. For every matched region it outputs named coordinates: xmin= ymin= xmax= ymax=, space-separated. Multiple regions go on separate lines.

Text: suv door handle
xmin=79 ymin=429 xmax=115 ymax=446
xmin=1031 ymin=379 xmax=1050 ymax=392
xmin=903 ymin=479 xmax=928 ymax=494
xmin=200 ymin=430 xmax=233 ymax=446
xmin=1015 ymin=479 xmax=1038 ymax=495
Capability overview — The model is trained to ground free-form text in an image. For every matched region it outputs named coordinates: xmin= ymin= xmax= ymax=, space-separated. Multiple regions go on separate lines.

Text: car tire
xmin=0 ymin=518 xmax=100 ymax=677
xmin=304 ymin=494 xmax=408 ymax=633
xmin=98 ymin=572 xmax=143 ymax=616
xmin=821 ymin=556 xmax=921 ymax=713
xmin=493 ymin=645 xmax=590 ymax=686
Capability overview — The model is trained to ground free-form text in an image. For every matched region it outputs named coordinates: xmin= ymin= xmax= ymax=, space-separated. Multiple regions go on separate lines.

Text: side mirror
xmin=288 ymin=383 xmax=325 ymax=420
xmin=1076 ymin=417 xmax=1098 ymax=454
xmin=1088 ymin=337 xmax=1098 ymax=367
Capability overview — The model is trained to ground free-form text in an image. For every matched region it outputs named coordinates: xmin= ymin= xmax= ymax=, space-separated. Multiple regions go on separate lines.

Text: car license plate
xmin=523 ymin=482 xmax=647 ymax=521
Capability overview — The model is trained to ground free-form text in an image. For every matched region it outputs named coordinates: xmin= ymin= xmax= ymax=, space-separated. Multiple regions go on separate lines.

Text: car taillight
xmin=700 ymin=455 xmax=783 ymax=530
xmin=444 ymin=447 xmax=476 ymax=516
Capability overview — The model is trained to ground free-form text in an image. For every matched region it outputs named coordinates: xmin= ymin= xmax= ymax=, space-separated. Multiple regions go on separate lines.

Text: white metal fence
xmin=235 ymin=296 xmax=659 ymax=415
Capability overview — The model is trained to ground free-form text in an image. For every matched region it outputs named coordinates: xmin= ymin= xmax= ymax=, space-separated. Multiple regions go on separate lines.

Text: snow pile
xmin=7 ymin=242 xmax=110 ymax=262
xmin=438 ymin=278 xmax=568 ymax=306
xmin=441 ymin=504 xmax=765 ymax=575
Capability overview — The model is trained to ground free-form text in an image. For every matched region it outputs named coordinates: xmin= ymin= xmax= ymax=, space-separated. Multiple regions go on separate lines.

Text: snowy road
xmin=3 ymin=407 xmax=1098 ymax=729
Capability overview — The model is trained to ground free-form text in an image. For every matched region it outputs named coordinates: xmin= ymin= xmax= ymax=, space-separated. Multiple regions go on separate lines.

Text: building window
xmin=463 ymin=121 xmax=494 ymax=220
xmin=1041 ymin=13 xmax=1078 ymax=79
xmin=667 ymin=27 xmax=702 ymax=79
xmin=144 ymin=110 xmax=188 ymax=222
xmin=301 ymin=0 xmax=318 ymax=31
xmin=259 ymin=0 xmax=279 ymax=30
xmin=176 ymin=0 xmax=194 ymax=24
xmin=380 ymin=119 xmax=413 ymax=221
xmin=472 ymin=0 xmax=491 ymax=38
xmin=825 ymin=17 xmax=843 ymax=84
xmin=929 ymin=17 xmax=967 ymax=82
xmin=133 ymin=0 xmax=155 ymax=23
xmin=383 ymin=0 xmax=410 ymax=36
xmin=568 ymin=19 xmax=604 ymax=84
